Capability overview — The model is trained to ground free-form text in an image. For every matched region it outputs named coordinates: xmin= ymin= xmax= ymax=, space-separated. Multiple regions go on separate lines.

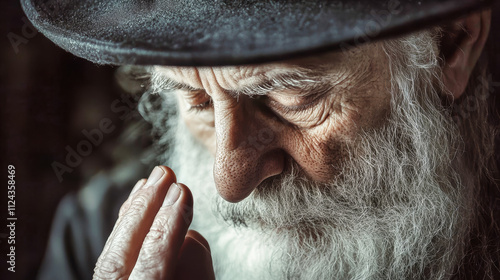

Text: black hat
xmin=21 ymin=0 xmax=493 ymax=66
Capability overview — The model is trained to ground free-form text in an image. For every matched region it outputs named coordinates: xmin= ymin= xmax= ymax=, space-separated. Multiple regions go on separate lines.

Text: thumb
xmin=175 ymin=230 xmax=215 ymax=280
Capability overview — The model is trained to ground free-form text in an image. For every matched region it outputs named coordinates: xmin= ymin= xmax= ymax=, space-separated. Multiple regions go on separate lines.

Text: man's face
xmin=147 ymin=31 xmax=469 ymax=279
xmin=154 ymin=42 xmax=391 ymax=202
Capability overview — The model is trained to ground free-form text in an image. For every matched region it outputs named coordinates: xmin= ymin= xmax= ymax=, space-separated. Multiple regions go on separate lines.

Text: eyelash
xmin=268 ymin=97 xmax=321 ymax=115
xmin=185 ymin=88 xmax=327 ymax=115
xmin=187 ymin=98 xmax=213 ymax=113
xmin=265 ymin=86 xmax=330 ymax=115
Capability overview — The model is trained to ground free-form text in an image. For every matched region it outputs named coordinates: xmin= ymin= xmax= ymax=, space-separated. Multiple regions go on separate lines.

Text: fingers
xmin=100 ymin=178 xmax=147 ymax=266
xmin=93 ymin=166 xmax=177 ymax=279
xmin=118 ymin=179 xmax=147 ymax=218
xmin=185 ymin=230 xmax=211 ymax=253
xmin=175 ymin=230 xmax=215 ymax=280
xmin=129 ymin=183 xmax=194 ymax=279
xmin=94 ymin=167 xmax=212 ymax=280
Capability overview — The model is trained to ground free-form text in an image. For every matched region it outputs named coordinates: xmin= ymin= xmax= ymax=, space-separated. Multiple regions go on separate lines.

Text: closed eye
xmin=184 ymin=90 xmax=213 ymax=113
xmin=264 ymin=85 xmax=332 ymax=115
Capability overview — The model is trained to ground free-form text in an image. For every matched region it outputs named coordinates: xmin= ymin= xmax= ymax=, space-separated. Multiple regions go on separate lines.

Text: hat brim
xmin=22 ymin=0 xmax=493 ymax=66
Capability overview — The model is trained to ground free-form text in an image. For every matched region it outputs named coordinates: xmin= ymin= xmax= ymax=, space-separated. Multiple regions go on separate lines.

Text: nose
xmin=213 ymin=96 xmax=285 ymax=202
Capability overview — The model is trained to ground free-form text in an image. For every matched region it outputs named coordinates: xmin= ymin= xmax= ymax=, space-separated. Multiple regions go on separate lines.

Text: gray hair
xmin=122 ymin=25 xmax=499 ymax=279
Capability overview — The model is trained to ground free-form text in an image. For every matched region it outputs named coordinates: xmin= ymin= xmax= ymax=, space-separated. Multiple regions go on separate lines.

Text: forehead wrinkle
xmin=231 ymin=68 xmax=330 ymax=98
xmin=154 ymin=65 xmax=262 ymax=94
xmin=197 ymin=67 xmax=221 ymax=95
xmin=154 ymin=64 xmax=331 ymax=98
xmin=212 ymin=66 xmax=263 ymax=89
xmin=211 ymin=67 xmax=243 ymax=93
xmin=153 ymin=66 xmax=205 ymax=91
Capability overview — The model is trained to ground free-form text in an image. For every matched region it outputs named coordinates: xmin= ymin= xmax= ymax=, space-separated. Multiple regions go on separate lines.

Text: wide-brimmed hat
xmin=21 ymin=0 xmax=493 ymax=66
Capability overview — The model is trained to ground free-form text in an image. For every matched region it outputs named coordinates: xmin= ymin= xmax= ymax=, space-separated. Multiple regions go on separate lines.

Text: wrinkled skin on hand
xmin=93 ymin=166 xmax=215 ymax=280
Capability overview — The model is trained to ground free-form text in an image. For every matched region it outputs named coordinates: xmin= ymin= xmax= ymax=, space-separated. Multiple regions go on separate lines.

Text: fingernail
xmin=163 ymin=183 xmax=181 ymax=206
xmin=130 ymin=179 xmax=146 ymax=195
xmin=145 ymin=166 xmax=164 ymax=188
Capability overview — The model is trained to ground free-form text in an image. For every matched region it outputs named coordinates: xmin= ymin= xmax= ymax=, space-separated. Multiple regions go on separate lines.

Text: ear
xmin=441 ymin=10 xmax=491 ymax=100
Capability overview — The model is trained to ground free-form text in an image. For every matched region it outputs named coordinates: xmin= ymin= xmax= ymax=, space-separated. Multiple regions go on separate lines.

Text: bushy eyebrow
xmin=153 ymin=67 xmax=330 ymax=97
xmin=231 ymin=69 xmax=331 ymax=98
xmin=154 ymin=76 xmax=201 ymax=91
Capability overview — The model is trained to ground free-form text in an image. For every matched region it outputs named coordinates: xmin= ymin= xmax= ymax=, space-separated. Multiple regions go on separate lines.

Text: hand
xmin=93 ymin=166 xmax=215 ymax=280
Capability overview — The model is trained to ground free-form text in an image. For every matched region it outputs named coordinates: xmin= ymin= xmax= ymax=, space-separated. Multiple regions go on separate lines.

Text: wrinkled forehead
xmin=152 ymin=44 xmax=379 ymax=92
xmin=153 ymin=64 xmax=282 ymax=90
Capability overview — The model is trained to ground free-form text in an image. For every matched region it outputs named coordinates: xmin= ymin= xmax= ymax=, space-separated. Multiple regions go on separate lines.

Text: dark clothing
xmin=37 ymin=161 xmax=146 ymax=280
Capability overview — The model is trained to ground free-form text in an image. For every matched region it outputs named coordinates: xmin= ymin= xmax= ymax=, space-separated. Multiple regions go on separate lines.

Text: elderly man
xmin=26 ymin=0 xmax=499 ymax=279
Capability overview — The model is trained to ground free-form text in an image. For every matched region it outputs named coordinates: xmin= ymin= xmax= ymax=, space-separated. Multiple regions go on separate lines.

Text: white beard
xmin=170 ymin=115 xmax=469 ymax=280
xmin=144 ymin=31 xmax=474 ymax=280
xmin=170 ymin=123 xmax=277 ymax=279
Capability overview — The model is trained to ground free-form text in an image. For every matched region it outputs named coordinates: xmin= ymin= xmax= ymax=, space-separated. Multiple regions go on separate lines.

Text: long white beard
xmin=171 ymin=120 xmax=469 ymax=280
xmin=145 ymin=31 xmax=474 ymax=280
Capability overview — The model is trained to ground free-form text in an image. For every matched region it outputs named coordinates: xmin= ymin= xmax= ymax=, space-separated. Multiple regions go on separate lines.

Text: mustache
xmin=213 ymin=125 xmax=401 ymax=230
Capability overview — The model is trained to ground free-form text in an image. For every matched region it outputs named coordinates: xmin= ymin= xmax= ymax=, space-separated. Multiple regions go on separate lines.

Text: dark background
xmin=1 ymin=1 xmax=137 ymax=279
xmin=1 ymin=1 xmax=500 ymax=280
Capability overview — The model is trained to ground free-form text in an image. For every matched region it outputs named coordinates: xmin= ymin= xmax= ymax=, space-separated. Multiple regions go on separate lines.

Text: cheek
xmin=283 ymin=127 xmax=350 ymax=182
xmin=281 ymin=93 xmax=389 ymax=182
xmin=179 ymin=101 xmax=217 ymax=154
xmin=185 ymin=119 xmax=216 ymax=154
